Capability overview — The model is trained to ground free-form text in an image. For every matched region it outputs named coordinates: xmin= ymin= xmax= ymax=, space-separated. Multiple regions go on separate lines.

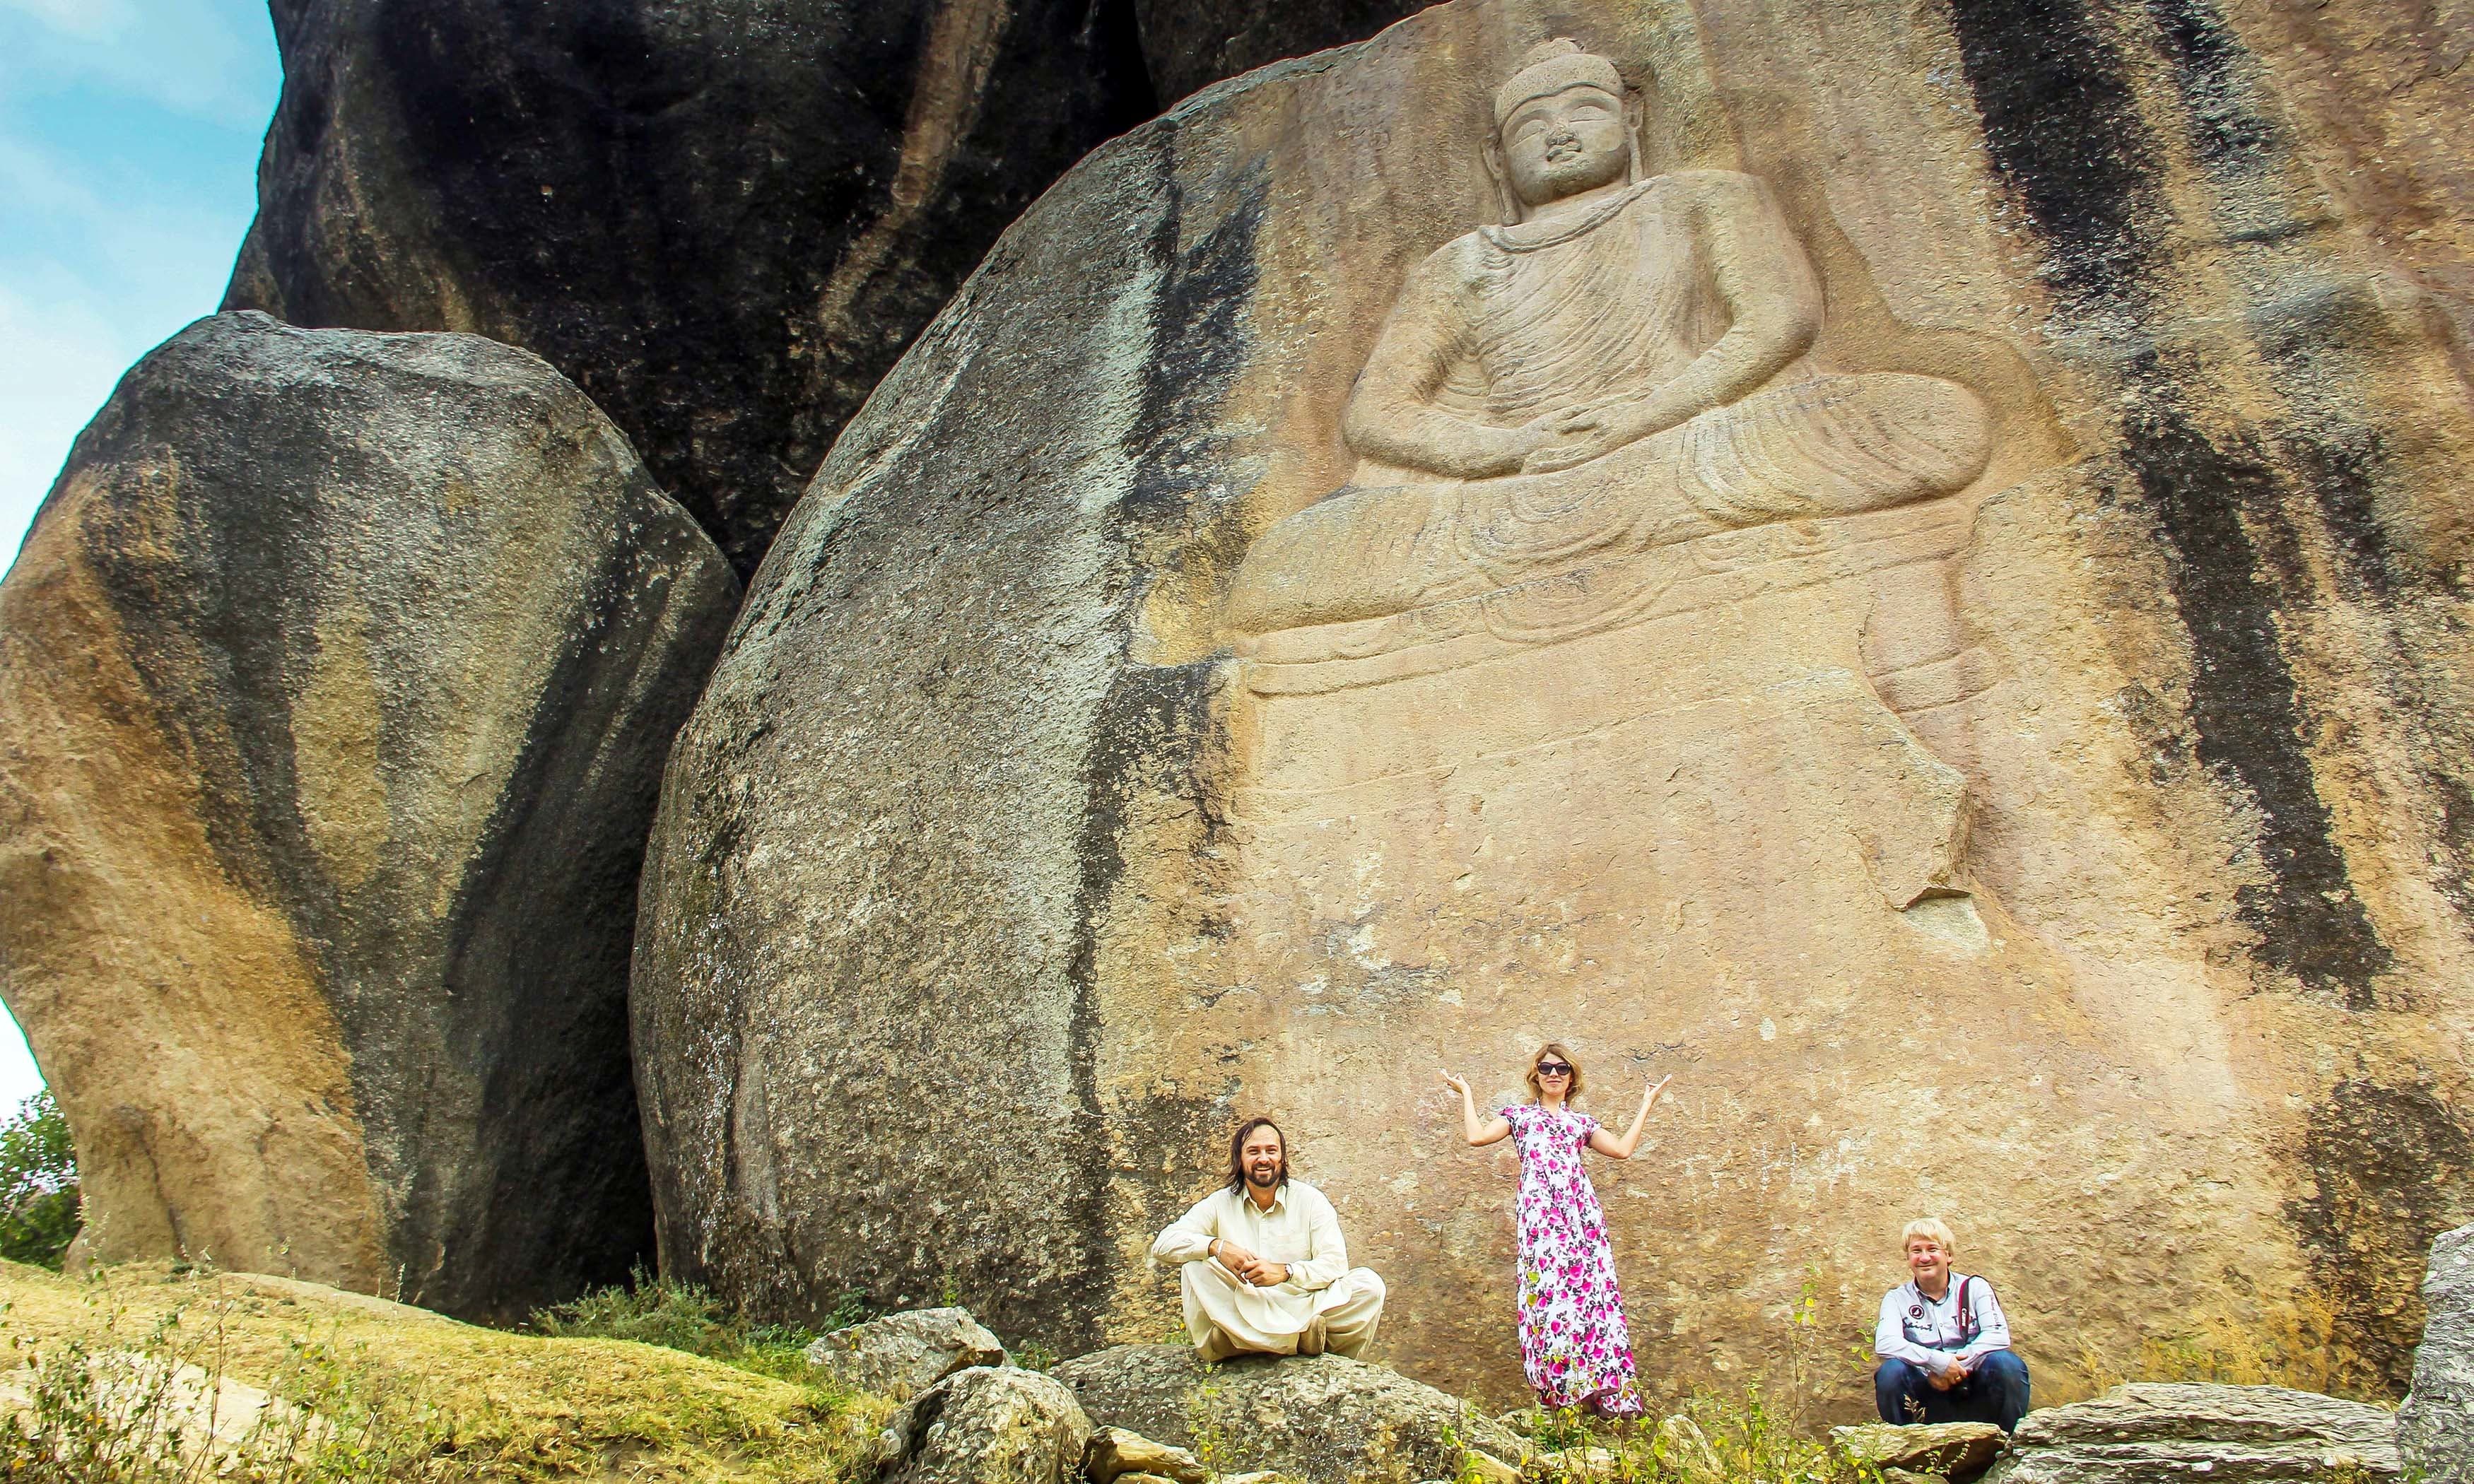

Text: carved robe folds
xmin=1224 ymin=172 xmax=1991 ymax=642
xmin=1208 ymin=169 xmax=2000 ymax=1093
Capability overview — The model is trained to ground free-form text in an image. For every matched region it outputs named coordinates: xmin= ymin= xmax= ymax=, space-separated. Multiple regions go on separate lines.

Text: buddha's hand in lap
xmin=1519 ymin=399 xmax=1663 ymax=474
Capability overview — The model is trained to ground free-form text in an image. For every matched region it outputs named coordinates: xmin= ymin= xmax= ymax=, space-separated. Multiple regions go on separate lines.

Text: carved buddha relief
xmin=1224 ymin=40 xmax=1996 ymax=714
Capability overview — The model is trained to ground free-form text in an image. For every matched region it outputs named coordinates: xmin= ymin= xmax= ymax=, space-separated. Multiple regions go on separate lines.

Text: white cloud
xmin=0 ymin=278 xmax=134 ymax=546
xmin=0 ymin=1008 xmax=39 ymax=1112
xmin=0 ymin=0 xmax=274 ymax=129
xmin=0 ymin=0 xmax=278 ymax=1097
xmin=0 ymin=0 xmax=138 ymax=45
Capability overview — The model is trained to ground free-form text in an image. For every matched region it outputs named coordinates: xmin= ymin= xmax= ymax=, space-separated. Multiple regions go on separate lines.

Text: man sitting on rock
xmin=1150 ymin=1117 xmax=1387 ymax=1361
xmin=1874 ymin=1217 xmax=2031 ymax=1430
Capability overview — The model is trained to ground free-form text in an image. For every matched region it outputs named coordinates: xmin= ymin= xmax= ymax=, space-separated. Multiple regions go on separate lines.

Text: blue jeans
xmin=1874 ymin=1350 xmax=2030 ymax=1430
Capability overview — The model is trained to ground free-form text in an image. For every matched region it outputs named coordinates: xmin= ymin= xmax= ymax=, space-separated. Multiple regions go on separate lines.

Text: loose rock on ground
xmin=2404 ymin=1223 xmax=2474 ymax=1484
xmin=1048 ymin=1345 xmax=1525 ymax=1484
xmin=805 ymin=1307 xmax=1009 ymax=1402
xmin=879 ymin=1365 xmax=1093 ymax=1484
xmin=1831 ymin=1420 xmax=2009 ymax=1481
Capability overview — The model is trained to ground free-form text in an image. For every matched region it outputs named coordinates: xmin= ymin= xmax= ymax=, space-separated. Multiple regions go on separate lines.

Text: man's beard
xmin=1246 ymin=1162 xmax=1283 ymax=1189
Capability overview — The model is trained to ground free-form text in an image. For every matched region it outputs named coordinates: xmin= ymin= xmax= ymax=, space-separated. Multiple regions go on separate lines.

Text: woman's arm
xmin=1442 ymin=1071 xmax=1513 ymax=1146
xmin=1588 ymin=1075 xmax=1672 ymax=1159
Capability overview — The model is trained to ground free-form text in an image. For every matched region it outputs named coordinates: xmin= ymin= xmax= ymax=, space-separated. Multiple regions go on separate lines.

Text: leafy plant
xmin=1506 ymin=1384 xmax=1887 ymax=1483
xmin=0 ymin=1090 xmax=81 ymax=1269
xmin=1012 ymin=1338 xmax=1057 ymax=1372
xmin=821 ymin=1289 xmax=876 ymax=1334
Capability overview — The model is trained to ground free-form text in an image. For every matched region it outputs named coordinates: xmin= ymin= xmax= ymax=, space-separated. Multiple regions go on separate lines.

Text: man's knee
xmin=1875 ymin=1358 xmax=1928 ymax=1389
xmin=1975 ymin=1350 xmax=2029 ymax=1386
xmin=1350 ymin=1267 xmax=1387 ymax=1304
xmin=1875 ymin=1359 xmax=1929 ymax=1424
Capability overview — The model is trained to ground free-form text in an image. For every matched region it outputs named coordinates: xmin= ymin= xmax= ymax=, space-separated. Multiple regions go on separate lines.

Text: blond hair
xmin=1525 ymin=1043 xmax=1586 ymax=1103
xmin=1901 ymin=1217 xmax=1956 ymax=1253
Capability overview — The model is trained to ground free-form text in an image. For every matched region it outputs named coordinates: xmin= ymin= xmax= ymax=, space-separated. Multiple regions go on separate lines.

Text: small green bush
xmin=0 ymin=1090 xmax=81 ymax=1269
xmin=531 ymin=1264 xmax=744 ymax=1357
xmin=528 ymin=1267 xmax=850 ymax=1394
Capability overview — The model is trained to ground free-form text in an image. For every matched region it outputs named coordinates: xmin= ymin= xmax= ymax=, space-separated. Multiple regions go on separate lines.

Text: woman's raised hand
xmin=1592 ymin=1072 xmax=1673 ymax=1160
xmin=1447 ymin=1071 xmax=1512 ymax=1148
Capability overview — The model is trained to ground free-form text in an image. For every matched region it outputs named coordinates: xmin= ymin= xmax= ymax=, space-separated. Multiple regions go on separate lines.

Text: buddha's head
xmin=1486 ymin=39 xmax=1643 ymax=223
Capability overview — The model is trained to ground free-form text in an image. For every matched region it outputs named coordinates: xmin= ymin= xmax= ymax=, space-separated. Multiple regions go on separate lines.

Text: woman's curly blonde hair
xmin=1525 ymin=1042 xmax=1586 ymax=1103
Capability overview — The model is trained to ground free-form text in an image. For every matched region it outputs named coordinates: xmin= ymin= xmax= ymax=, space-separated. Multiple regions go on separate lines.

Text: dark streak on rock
xmin=2287 ymin=1079 xmax=2474 ymax=1394
xmin=1947 ymin=0 xmax=2162 ymax=302
xmin=1949 ymin=0 xmax=2393 ymax=1001
xmin=2118 ymin=387 xmax=2393 ymax=1001
xmin=1058 ymin=130 xmax=1260 ymax=1355
xmin=2139 ymin=0 xmax=2278 ymax=169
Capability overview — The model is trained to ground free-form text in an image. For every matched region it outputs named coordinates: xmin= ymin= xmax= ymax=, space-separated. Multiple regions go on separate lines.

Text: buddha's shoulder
xmin=1650 ymin=168 xmax=1777 ymax=208
xmin=1412 ymin=230 xmax=1502 ymax=279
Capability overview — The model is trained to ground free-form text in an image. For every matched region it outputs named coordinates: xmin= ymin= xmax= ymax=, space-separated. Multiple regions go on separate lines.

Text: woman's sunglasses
xmin=1535 ymin=1062 xmax=1573 ymax=1077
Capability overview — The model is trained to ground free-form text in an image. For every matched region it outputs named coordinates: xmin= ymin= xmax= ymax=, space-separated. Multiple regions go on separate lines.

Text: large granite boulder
xmin=223 ymin=0 xmax=1155 ymax=573
xmin=2403 ymin=1223 xmax=2474 ymax=1483
xmin=803 ymin=1306 xmax=1008 ymax=1401
xmin=221 ymin=0 xmax=1436 ymax=574
xmin=1982 ymin=1384 xmax=2398 ymax=1484
xmin=879 ymin=1365 xmax=1093 ymax=1484
xmin=0 ymin=312 xmax=738 ymax=1321
xmin=1131 ymin=0 xmax=1432 ymax=105
xmin=1045 ymin=1345 xmax=1523 ymax=1484
xmin=631 ymin=0 xmax=2474 ymax=1401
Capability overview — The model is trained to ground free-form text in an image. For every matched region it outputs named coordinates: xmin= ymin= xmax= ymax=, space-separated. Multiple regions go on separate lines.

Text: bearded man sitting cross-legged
xmin=1150 ymin=1117 xmax=1388 ymax=1360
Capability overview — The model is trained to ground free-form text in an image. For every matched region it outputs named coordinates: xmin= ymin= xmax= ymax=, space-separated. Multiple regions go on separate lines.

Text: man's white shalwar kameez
xmin=1150 ymin=1180 xmax=1386 ymax=1361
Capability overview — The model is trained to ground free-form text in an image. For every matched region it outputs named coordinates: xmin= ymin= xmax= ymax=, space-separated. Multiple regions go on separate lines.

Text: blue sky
xmin=0 ymin=0 xmax=282 ymax=1107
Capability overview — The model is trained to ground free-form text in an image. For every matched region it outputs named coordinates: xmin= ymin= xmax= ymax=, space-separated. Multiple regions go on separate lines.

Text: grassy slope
xmin=0 ymin=1259 xmax=887 ymax=1480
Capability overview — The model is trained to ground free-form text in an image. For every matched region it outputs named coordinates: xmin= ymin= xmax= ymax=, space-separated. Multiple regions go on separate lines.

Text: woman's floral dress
xmin=1501 ymin=1102 xmax=1645 ymax=1416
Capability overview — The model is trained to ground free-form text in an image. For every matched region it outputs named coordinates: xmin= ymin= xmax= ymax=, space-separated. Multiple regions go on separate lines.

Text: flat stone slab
xmin=1983 ymin=1383 xmax=2398 ymax=1484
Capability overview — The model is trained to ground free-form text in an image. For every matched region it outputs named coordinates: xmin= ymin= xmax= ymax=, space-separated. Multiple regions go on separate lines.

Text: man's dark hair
xmin=1225 ymin=1117 xmax=1289 ymax=1195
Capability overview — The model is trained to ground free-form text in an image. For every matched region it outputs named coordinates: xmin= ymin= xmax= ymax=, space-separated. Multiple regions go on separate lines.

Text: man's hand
xmin=1240 ymin=1259 xmax=1291 ymax=1287
xmin=1212 ymin=1238 xmax=1260 ymax=1275
xmin=1928 ymin=1357 xmax=1969 ymax=1391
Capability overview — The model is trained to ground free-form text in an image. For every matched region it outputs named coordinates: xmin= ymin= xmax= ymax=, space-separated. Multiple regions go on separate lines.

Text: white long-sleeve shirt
xmin=1875 ymin=1274 xmax=2012 ymax=1371
xmin=1150 ymin=1180 xmax=1352 ymax=1294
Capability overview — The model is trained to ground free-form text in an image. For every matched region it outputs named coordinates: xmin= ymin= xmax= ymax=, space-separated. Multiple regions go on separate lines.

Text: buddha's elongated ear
xmin=1625 ymin=93 xmax=1646 ymax=184
xmin=1482 ymin=131 xmax=1523 ymax=225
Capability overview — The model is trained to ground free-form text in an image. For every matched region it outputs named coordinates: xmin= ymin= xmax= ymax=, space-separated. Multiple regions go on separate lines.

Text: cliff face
xmin=629 ymin=0 xmax=2474 ymax=1403
xmin=220 ymin=0 xmax=1431 ymax=574
xmin=0 ymin=314 xmax=737 ymax=1322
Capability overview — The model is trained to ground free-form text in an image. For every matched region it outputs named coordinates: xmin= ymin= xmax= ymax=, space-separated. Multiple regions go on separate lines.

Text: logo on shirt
xmin=1908 ymin=1305 xmax=1925 ymax=1320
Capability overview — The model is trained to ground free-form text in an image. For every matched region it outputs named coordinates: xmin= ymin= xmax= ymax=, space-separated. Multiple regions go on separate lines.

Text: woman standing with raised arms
xmin=1443 ymin=1046 xmax=1671 ymax=1418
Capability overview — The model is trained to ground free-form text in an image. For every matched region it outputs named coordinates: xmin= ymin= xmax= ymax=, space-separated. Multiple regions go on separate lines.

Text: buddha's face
xmin=1496 ymin=84 xmax=1632 ymax=207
